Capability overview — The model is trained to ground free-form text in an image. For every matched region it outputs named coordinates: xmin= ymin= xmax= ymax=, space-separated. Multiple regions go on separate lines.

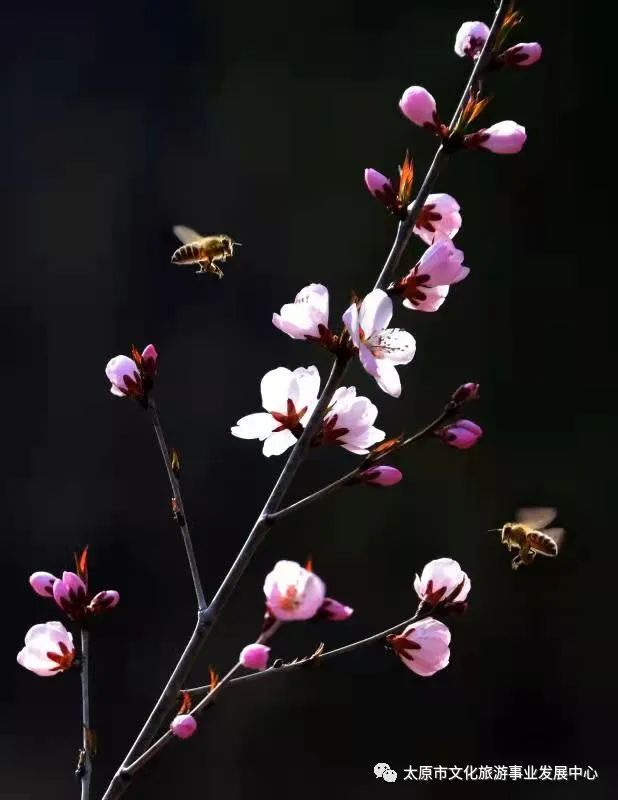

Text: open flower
xmin=414 ymin=558 xmax=471 ymax=607
xmin=105 ymin=344 xmax=158 ymax=400
xmin=438 ymin=419 xmax=482 ymax=449
xmin=413 ymin=193 xmax=462 ymax=246
xmin=390 ymin=239 xmax=469 ymax=313
xmin=342 ymin=290 xmax=416 ymax=397
xmin=17 ymin=622 xmax=75 ymax=677
xmin=272 ymin=284 xmax=330 ymax=342
xmin=231 ymin=366 xmax=320 ymax=457
xmin=466 ymin=121 xmax=527 ymax=155
xmin=454 ymin=21 xmax=489 ymax=59
xmin=264 ymin=560 xmax=326 ymax=621
xmin=320 ymin=386 xmax=385 ymax=454
xmin=387 ymin=618 xmax=451 ymax=677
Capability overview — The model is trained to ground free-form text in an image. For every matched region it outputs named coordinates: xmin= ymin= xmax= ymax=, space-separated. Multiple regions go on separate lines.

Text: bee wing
xmin=173 ymin=225 xmax=202 ymax=245
xmin=529 ymin=528 xmax=565 ymax=557
xmin=515 ymin=507 xmax=557 ymax=530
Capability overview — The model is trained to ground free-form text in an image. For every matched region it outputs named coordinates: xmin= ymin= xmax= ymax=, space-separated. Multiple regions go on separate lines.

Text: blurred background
xmin=1 ymin=0 xmax=612 ymax=797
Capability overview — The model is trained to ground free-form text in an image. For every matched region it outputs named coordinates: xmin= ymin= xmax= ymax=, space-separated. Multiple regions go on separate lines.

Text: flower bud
xmin=52 ymin=572 xmax=87 ymax=618
xmin=399 ymin=86 xmax=437 ymax=128
xmin=439 ymin=419 xmax=482 ymax=449
xmin=316 ymin=597 xmax=354 ymax=621
xmin=454 ymin=21 xmax=489 ymax=59
xmin=364 ymin=168 xmax=392 ymax=198
xmin=170 ymin=714 xmax=197 ymax=739
xmin=360 ymin=465 xmax=403 ymax=487
xmin=88 ymin=590 xmax=120 ymax=615
xmin=263 ymin=560 xmax=326 ymax=621
xmin=140 ymin=344 xmax=159 ymax=378
xmin=502 ymin=42 xmax=542 ymax=68
xmin=450 ymin=382 xmax=480 ymax=406
xmin=239 ymin=643 xmax=271 ymax=671
xmin=105 ymin=355 xmax=141 ymax=398
xmin=17 ymin=621 xmax=75 ymax=677
xmin=476 ymin=121 xmax=527 ymax=154
xmin=414 ymin=558 xmax=471 ymax=606
xmin=387 ymin=618 xmax=451 ymax=677
xmin=29 ymin=571 xmax=58 ymax=598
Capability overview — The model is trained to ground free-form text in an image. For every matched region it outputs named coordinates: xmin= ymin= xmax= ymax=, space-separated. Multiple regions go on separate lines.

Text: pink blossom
xmin=391 ymin=239 xmax=469 ymax=313
xmin=413 ymin=193 xmax=462 ymax=246
xmin=342 ymin=290 xmax=416 ymax=397
xmin=264 ymin=560 xmax=326 ymax=622
xmin=105 ymin=344 xmax=157 ymax=398
xmin=231 ymin=366 xmax=320 ymax=457
xmin=321 ymin=386 xmax=385 ymax=454
xmin=454 ymin=21 xmax=489 ymax=59
xmin=17 ymin=621 xmax=75 ymax=677
xmin=414 ymin=558 xmax=471 ymax=606
xmin=316 ymin=597 xmax=354 ymax=621
xmin=272 ymin=284 xmax=330 ymax=341
xmin=475 ymin=121 xmax=527 ymax=154
xmin=29 ymin=572 xmax=58 ymax=598
xmin=88 ymin=590 xmax=120 ymax=615
xmin=387 ymin=618 xmax=451 ymax=677
xmin=502 ymin=42 xmax=542 ymax=68
xmin=399 ymin=86 xmax=438 ymax=129
xmin=170 ymin=714 xmax=197 ymax=739
xmin=239 ymin=643 xmax=271 ymax=671
xmin=360 ymin=466 xmax=403 ymax=487
xmin=364 ymin=168 xmax=392 ymax=198
xmin=52 ymin=572 xmax=87 ymax=618
xmin=439 ymin=419 xmax=482 ymax=449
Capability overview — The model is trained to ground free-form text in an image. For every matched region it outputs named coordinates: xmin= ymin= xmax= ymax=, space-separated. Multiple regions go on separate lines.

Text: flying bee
xmin=491 ymin=507 xmax=565 ymax=570
xmin=171 ymin=225 xmax=241 ymax=278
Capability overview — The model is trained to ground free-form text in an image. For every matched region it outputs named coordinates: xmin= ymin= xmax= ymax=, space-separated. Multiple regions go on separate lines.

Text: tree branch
xmin=80 ymin=628 xmax=92 ymax=800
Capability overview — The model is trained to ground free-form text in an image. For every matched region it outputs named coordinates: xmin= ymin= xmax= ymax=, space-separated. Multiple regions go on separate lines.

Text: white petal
xmin=342 ymin=303 xmax=360 ymax=347
xmin=260 ymin=367 xmax=292 ymax=412
xmin=375 ymin=361 xmax=402 ymax=397
xmin=297 ymin=283 xmax=329 ymax=325
xmin=359 ymin=289 xmax=392 ymax=336
xmin=272 ymin=308 xmax=317 ymax=339
xmin=359 ymin=343 xmax=380 ymax=378
xmin=291 ymin=366 xmax=320 ymax=411
xmin=377 ymin=328 xmax=416 ymax=364
xmin=262 ymin=429 xmax=297 ymax=457
xmin=231 ymin=413 xmax=276 ymax=440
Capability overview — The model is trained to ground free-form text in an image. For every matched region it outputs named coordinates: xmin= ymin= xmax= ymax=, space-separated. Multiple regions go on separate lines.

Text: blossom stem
xmin=149 ymin=401 xmax=207 ymax=613
xmin=80 ymin=628 xmax=92 ymax=800
xmin=374 ymin=0 xmax=508 ymax=291
xmin=269 ymin=405 xmax=454 ymax=523
xmin=185 ymin=603 xmax=427 ymax=696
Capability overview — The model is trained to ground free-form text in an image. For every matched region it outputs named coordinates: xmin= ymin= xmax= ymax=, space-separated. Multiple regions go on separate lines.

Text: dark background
xmin=1 ymin=0 xmax=613 ymax=798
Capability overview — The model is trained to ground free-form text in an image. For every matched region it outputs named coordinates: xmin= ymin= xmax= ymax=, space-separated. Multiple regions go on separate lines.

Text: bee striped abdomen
xmin=527 ymin=531 xmax=558 ymax=556
xmin=171 ymin=243 xmax=205 ymax=264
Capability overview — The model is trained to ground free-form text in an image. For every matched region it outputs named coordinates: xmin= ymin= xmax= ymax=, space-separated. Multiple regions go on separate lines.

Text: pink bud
xmin=454 ymin=21 xmax=489 ymax=59
xmin=170 ymin=714 xmax=197 ymax=739
xmin=52 ymin=572 xmax=87 ymax=617
xmin=399 ymin=86 xmax=437 ymax=128
xmin=477 ymin=121 xmax=527 ymax=155
xmin=140 ymin=344 xmax=158 ymax=378
xmin=502 ymin=42 xmax=542 ymax=67
xmin=29 ymin=571 xmax=58 ymax=598
xmin=17 ymin=621 xmax=76 ymax=677
xmin=361 ymin=466 xmax=403 ymax=487
xmin=364 ymin=168 xmax=392 ymax=198
xmin=387 ymin=618 xmax=451 ymax=677
xmin=317 ymin=597 xmax=354 ymax=621
xmin=239 ymin=643 xmax=271 ymax=671
xmin=105 ymin=355 xmax=141 ymax=398
xmin=439 ymin=419 xmax=482 ymax=449
xmin=88 ymin=590 xmax=120 ymax=615
xmin=414 ymin=558 xmax=471 ymax=606
xmin=263 ymin=560 xmax=326 ymax=622
xmin=450 ymin=382 xmax=480 ymax=406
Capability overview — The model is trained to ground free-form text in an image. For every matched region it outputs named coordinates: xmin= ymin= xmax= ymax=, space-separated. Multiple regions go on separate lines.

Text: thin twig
xmin=186 ymin=603 xmax=428 ymax=696
xmin=80 ymin=628 xmax=92 ymax=800
xmin=149 ymin=401 xmax=207 ymax=613
xmin=100 ymin=5 xmax=508 ymax=796
xmin=269 ymin=405 xmax=454 ymax=523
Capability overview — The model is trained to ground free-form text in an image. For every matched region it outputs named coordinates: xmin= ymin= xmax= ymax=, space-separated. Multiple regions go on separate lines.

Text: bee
xmin=171 ymin=226 xmax=241 ymax=278
xmin=492 ymin=507 xmax=565 ymax=570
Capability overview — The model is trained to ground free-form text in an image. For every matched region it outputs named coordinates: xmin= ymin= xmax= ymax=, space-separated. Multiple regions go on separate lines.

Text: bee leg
xmin=196 ymin=261 xmax=211 ymax=275
xmin=511 ymin=554 xmax=522 ymax=570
